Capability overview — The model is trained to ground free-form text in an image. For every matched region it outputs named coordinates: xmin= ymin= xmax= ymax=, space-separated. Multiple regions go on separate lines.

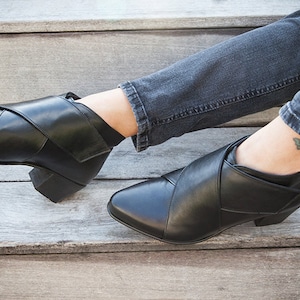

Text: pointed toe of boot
xmin=108 ymin=170 xmax=183 ymax=240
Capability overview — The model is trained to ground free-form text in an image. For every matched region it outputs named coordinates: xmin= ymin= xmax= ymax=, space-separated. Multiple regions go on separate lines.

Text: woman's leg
xmin=79 ymin=11 xmax=300 ymax=152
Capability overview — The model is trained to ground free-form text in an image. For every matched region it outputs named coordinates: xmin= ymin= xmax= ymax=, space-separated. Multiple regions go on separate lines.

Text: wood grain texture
xmin=0 ymin=129 xmax=299 ymax=255
xmin=222 ymin=107 xmax=280 ymax=127
xmin=0 ymin=28 xmax=251 ymax=102
xmin=0 ymin=4 xmax=298 ymax=298
xmin=98 ymin=127 xmax=259 ymax=180
xmin=0 ymin=126 xmax=277 ymax=182
xmin=0 ymin=0 xmax=298 ymax=33
xmin=0 ymin=179 xmax=298 ymax=255
xmin=0 ymin=128 xmax=258 ymax=181
xmin=0 ymin=249 xmax=299 ymax=299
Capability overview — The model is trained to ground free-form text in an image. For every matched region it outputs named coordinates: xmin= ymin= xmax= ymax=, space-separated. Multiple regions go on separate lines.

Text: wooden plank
xmin=98 ymin=127 xmax=259 ymax=179
xmin=0 ymin=28 xmax=252 ymax=103
xmin=0 ymin=0 xmax=298 ymax=33
xmin=0 ymin=29 xmax=279 ymax=125
xmin=0 ymin=179 xmax=299 ymax=254
xmin=0 ymin=128 xmax=298 ymax=255
xmin=0 ymin=249 xmax=299 ymax=299
xmin=0 ymin=128 xmax=259 ymax=181
xmin=222 ymin=107 xmax=280 ymax=127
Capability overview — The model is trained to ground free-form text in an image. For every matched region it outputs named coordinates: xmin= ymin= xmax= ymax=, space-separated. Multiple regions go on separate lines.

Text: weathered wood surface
xmin=0 ymin=108 xmax=279 ymax=181
xmin=1 ymin=0 xmax=298 ymax=33
xmin=0 ymin=127 xmax=269 ymax=181
xmin=223 ymin=107 xmax=280 ymax=127
xmin=0 ymin=128 xmax=299 ymax=255
xmin=1 ymin=180 xmax=299 ymax=255
xmin=0 ymin=249 xmax=299 ymax=300
xmin=0 ymin=3 xmax=298 ymax=299
xmin=1 ymin=1 xmax=298 ymax=102
xmin=0 ymin=28 xmax=253 ymax=102
xmin=2 ymin=128 xmax=257 ymax=181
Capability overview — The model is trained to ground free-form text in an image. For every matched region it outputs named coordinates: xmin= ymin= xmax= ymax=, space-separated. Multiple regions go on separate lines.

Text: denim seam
xmin=119 ymin=81 xmax=151 ymax=151
xmin=152 ymin=74 xmax=300 ymax=126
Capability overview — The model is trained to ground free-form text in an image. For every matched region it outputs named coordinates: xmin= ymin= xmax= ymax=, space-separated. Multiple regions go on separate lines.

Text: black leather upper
xmin=0 ymin=94 xmax=112 ymax=187
xmin=0 ymin=95 xmax=110 ymax=163
xmin=108 ymin=137 xmax=300 ymax=244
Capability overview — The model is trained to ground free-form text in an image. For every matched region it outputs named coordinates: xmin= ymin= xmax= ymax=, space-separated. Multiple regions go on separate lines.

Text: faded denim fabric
xmin=119 ymin=11 xmax=300 ymax=151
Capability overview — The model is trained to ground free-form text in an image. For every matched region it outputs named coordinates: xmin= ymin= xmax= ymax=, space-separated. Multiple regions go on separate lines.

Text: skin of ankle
xmin=236 ymin=116 xmax=300 ymax=175
xmin=77 ymin=89 xmax=138 ymax=137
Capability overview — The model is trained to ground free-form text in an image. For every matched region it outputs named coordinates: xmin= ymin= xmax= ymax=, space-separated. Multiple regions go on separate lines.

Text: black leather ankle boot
xmin=0 ymin=92 xmax=124 ymax=202
xmin=108 ymin=137 xmax=300 ymax=244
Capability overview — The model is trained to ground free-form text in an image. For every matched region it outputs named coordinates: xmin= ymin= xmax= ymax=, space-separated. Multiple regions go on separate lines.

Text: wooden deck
xmin=0 ymin=1 xmax=299 ymax=299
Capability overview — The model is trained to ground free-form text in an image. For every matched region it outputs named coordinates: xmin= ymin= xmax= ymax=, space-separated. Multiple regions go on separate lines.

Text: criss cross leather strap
xmin=220 ymin=161 xmax=300 ymax=215
xmin=0 ymin=95 xmax=110 ymax=162
xmin=164 ymin=143 xmax=229 ymax=241
xmin=164 ymin=138 xmax=300 ymax=242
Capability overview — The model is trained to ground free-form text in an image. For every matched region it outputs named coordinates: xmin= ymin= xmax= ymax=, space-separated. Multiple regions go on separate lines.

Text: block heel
xmin=29 ymin=168 xmax=85 ymax=203
xmin=254 ymin=207 xmax=299 ymax=226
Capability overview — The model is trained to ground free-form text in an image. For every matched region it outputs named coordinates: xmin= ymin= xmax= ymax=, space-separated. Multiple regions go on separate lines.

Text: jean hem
xmin=118 ymin=81 xmax=150 ymax=152
xmin=279 ymin=92 xmax=300 ymax=135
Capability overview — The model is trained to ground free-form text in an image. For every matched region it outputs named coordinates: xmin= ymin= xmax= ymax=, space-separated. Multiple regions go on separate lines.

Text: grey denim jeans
xmin=119 ymin=11 xmax=300 ymax=152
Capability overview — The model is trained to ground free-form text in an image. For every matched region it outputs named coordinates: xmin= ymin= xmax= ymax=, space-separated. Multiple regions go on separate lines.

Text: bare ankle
xmin=78 ymin=89 xmax=138 ymax=137
xmin=236 ymin=117 xmax=300 ymax=175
